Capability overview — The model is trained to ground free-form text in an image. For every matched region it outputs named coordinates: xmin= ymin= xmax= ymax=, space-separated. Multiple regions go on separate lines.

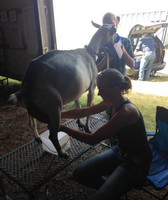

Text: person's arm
xmin=60 ymin=103 xmax=140 ymax=145
xmin=97 ymin=56 xmax=107 ymax=72
xmin=134 ymin=39 xmax=143 ymax=56
xmin=122 ymin=46 xmax=135 ymax=68
xmin=134 ymin=49 xmax=143 ymax=56
xmin=121 ymin=38 xmax=135 ymax=69
xmin=61 ymin=101 xmax=110 ymax=119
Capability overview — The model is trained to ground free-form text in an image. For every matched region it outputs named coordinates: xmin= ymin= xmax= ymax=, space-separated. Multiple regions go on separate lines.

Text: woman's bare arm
xmin=60 ymin=103 xmax=140 ymax=145
xmin=61 ymin=101 xmax=110 ymax=119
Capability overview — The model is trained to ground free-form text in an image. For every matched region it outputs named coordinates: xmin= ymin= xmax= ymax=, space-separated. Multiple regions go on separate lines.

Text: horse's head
xmin=91 ymin=21 xmax=117 ymax=45
xmin=87 ymin=21 xmax=117 ymax=58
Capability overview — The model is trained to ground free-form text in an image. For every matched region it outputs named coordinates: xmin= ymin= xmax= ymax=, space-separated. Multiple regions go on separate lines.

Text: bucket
xmin=134 ymin=56 xmax=141 ymax=68
xmin=39 ymin=130 xmax=70 ymax=155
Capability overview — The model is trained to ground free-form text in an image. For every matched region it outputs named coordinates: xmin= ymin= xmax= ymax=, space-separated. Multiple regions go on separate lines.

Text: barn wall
xmin=0 ymin=0 xmax=56 ymax=81
xmin=0 ymin=0 xmax=42 ymax=80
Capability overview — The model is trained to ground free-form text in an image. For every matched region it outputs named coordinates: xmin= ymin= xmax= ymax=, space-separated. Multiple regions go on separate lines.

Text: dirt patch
xmin=0 ymin=83 xmax=167 ymax=200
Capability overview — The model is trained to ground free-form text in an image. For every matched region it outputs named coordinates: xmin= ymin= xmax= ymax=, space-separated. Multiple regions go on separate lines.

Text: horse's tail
xmin=8 ymin=67 xmax=30 ymax=105
xmin=8 ymin=90 xmax=23 ymax=105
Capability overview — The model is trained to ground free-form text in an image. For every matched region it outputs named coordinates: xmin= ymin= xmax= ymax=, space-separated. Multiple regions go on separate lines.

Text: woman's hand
xmin=59 ymin=124 xmax=69 ymax=134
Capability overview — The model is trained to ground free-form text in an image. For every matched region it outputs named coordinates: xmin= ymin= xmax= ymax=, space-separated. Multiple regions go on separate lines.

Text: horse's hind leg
xmin=39 ymin=89 xmax=69 ymax=158
xmin=28 ymin=89 xmax=69 ymax=158
xmin=48 ymin=105 xmax=69 ymax=158
xmin=29 ymin=116 xmax=39 ymax=138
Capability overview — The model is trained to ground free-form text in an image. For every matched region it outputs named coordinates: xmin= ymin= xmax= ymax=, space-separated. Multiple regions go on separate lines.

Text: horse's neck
xmin=88 ymin=34 xmax=102 ymax=55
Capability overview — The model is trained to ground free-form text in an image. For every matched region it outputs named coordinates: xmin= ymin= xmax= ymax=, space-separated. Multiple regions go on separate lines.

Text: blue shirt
xmin=97 ymin=35 xmax=134 ymax=75
xmin=135 ymin=37 xmax=156 ymax=52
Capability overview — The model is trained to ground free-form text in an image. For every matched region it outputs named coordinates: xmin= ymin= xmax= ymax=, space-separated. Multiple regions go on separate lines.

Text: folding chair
xmin=142 ymin=106 xmax=168 ymax=200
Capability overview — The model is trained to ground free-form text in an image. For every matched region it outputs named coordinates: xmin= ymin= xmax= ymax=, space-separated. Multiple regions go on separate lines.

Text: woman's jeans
xmin=138 ymin=51 xmax=156 ymax=81
xmin=73 ymin=146 xmax=146 ymax=200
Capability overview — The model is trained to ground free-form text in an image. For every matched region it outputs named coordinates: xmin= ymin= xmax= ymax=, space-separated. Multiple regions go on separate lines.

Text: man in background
xmin=97 ymin=12 xmax=135 ymax=75
xmin=134 ymin=33 xmax=156 ymax=81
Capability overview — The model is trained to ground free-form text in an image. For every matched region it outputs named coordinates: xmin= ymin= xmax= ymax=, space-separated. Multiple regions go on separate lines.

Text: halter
xmin=85 ymin=45 xmax=98 ymax=61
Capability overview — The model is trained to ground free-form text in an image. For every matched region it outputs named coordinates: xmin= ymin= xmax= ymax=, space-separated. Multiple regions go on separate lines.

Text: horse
xmin=8 ymin=24 xmax=116 ymax=158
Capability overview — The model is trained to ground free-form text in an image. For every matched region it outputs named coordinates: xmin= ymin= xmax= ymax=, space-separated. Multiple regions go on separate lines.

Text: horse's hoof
xmin=58 ymin=150 xmax=69 ymax=159
xmin=76 ymin=119 xmax=85 ymax=128
xmin=84 ymin=126 xmax=92 ymax=133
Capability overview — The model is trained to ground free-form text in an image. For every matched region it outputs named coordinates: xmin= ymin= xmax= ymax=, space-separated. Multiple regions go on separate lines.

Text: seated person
xmin=60 ymin=69 xmax=152 ymax=200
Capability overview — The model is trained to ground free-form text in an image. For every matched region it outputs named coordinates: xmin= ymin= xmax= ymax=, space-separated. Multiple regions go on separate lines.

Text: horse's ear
xmin=91 ymin=21 xmax=101 ymax=28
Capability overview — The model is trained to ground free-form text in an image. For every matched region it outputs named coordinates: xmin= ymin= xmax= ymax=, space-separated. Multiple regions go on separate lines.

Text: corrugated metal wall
xmin=118 ymin=10 xmax=168 ymax=45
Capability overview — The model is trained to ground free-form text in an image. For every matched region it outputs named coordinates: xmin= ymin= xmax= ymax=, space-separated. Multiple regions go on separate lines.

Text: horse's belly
xmin=61 ymin=78 xmax=90 ymax=105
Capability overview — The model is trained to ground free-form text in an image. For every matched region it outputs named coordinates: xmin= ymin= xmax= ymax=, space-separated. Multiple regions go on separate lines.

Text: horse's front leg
xmin=75 ymin=99 xmax=86 ymax=129
xmin=84 ymin=85 xmax=95 ymax=133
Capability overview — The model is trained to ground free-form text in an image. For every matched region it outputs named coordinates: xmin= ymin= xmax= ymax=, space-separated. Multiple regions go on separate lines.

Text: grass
xmin=150 ymin=76 xmax=168 ymax=82
xmin=0 ymin=76 xmax=21 ymax=84
xmin=126 ymin=92 xmax=168 ymax=131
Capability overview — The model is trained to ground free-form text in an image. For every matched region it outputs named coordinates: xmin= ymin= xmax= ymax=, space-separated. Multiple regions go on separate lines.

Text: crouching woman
xmin=60 ymin=69 xmax=152 ymax=200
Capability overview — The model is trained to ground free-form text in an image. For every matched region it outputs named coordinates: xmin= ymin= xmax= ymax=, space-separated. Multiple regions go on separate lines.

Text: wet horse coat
xmin=8 ymin=24 xmax=116 ymax=157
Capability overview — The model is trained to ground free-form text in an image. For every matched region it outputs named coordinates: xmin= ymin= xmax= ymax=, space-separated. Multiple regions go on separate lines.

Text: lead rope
xmin=104 ymin=47 xmax=110 ymax=69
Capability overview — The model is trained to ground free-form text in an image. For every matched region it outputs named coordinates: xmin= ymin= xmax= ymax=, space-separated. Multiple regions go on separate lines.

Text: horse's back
xmin=22 ymin=48 xmax=97 ymax=104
